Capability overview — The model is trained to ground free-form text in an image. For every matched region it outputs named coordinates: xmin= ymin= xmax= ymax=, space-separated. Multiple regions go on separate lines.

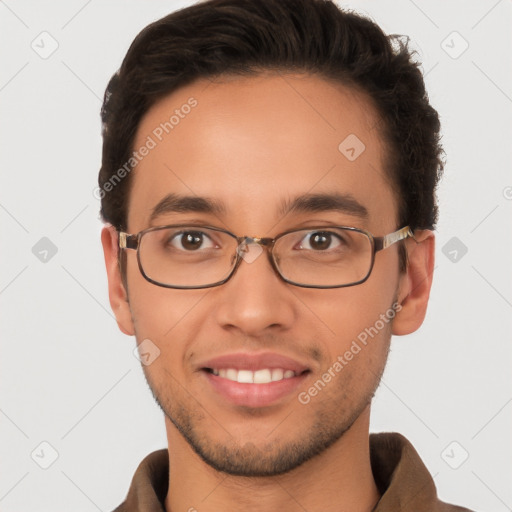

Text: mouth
xmin=199 ymin=352 xmax=311 ymax=408
xmin=204 ymin=367 xmax=302 ymax=383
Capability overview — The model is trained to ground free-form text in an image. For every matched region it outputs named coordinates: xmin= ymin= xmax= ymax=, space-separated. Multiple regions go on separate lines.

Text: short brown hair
xmin=99 ymin=0 xmax=443 ymax=240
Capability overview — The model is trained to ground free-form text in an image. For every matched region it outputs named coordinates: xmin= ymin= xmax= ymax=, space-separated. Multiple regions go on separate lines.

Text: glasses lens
xmin=273 ymin=228 xmax=373 ymax=287
xmin=138 ymin=226 xmax=238 ymax=287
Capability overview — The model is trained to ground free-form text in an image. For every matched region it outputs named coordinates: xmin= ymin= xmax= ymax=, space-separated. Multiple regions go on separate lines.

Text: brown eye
xmin=169 ymin=231 xmax=214 ymax=251
xmin=309 ymin=232 xmax=331 ymax=250
xmin=300 ymin=231 xmax=342 ymax=251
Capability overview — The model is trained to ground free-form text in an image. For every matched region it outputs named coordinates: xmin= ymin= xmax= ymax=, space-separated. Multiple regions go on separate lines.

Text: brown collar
xmin=113 ymin=432 xmax=473 ymax=512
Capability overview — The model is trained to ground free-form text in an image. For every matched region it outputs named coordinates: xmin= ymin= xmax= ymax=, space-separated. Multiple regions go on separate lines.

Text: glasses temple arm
xmin=374 ymin=226 xmax=413 ymax=252
xmin=118 ymin=232 xmax=139 ymax=250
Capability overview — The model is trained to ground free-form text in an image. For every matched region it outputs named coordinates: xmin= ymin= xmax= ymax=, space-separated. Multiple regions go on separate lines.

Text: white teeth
xmin=237 ymin=370 xmax=254 ymax=383
xmin=226 ymin=368 xmax=238 ymax=381
xmin=271 ymin=368 xmax=284 ymax=381
xmin=253 ymin=369 xmax=272 ymax=384
xmin=210 ymin=368 xmax=297 ymax=383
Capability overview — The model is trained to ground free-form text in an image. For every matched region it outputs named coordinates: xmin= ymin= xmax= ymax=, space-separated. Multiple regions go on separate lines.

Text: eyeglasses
xmin=118 ymin=224 xmax=413 ymax=289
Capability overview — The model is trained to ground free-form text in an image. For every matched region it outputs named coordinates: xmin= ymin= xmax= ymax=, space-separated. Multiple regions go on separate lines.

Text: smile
xmin=208 ymin=368 xmax=297 ymax=383
xmin=198 ymin=352 xmax=312 ymax=407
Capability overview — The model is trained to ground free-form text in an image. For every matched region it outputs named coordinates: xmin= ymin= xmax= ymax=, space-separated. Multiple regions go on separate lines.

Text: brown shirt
xmin=113 ymin=432 xmax=473 ymax=512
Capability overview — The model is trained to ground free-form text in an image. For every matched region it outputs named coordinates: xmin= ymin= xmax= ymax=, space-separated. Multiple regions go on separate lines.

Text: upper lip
xmin=198 ymin=352 xmax=310 ymax=373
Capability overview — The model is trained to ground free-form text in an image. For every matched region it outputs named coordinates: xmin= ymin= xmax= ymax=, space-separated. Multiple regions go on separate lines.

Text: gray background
xmin=1 ymin=0 xmax=511 ymax=510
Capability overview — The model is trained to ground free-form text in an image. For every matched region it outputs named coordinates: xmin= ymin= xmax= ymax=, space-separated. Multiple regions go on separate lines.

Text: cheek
xmin=126 ymin=263 xmax=209 ymax=366
xmin=304 ymin=262 xmax=399 ymax=365
xmin=128 ymin=288 xmax=210 ymax=401
xmin=126 ymin=251 xmax=200 ymax=335
xmin=308 ymin=283 xmax=397 ymax=341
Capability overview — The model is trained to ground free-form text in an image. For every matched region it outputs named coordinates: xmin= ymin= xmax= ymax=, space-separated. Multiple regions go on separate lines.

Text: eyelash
xmin=163 ymin=228 xmax=349 ymax=253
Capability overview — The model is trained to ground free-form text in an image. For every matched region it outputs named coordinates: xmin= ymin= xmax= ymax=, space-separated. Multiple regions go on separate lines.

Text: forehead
xmin=127 ymin=73 xmax=397 ymax=233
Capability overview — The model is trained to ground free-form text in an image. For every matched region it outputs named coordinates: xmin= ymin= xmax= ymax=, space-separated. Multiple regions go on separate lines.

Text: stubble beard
xmin=141 ymin=338 xmax=390 ymax=477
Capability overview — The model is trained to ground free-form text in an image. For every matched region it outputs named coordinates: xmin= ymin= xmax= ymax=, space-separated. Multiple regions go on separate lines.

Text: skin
xmin=102 ymin=73 xmax=434 ymax=512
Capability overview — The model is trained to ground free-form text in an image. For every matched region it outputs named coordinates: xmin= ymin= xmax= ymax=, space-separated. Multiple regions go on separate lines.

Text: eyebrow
xmin=148 ymin=191 xmax=368 ymax=225
xmin=148 ymin=193 xmax=226 ymax=224
xmin=278 ymin=192 xmax=368 ymax=219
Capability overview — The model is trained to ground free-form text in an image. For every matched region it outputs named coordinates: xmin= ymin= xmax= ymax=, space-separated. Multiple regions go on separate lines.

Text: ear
xmin=101 ymin=225 xmax=135 ymax=336
xmin=392 ymin=230 xmax=435 ymax=336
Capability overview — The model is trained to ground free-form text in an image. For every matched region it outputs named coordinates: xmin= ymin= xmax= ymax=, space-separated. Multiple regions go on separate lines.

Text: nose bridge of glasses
xmin=236 ymin=236 xmax=274 ymax=264
xmin=238 ymin=236 xmax=273 ymax=247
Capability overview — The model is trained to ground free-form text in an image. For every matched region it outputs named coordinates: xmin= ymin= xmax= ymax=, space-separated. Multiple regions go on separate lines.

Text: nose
xmin=214 ymin=241 xmax=297 ymax=336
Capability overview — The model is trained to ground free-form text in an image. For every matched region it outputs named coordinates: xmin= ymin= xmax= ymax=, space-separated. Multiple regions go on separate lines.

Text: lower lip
xmin=202 ymin=370 xmax=309 ymax=408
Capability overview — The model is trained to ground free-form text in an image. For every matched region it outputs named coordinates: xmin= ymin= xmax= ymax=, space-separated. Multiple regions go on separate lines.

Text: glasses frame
xmin=118 ymin=224 xmax=414 ymax=290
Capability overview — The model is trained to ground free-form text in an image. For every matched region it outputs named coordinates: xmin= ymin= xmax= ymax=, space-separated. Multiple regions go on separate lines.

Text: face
xmin=103 ymin=73 xmax=433 ymax=476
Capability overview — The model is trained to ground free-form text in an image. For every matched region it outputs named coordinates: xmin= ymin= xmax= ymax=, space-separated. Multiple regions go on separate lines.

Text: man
xmin=98 ymin=0 xmax=473 ymax=510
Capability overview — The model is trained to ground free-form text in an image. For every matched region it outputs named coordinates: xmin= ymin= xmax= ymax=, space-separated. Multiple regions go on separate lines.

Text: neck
xmin=164 ymin=408 xmax=379 ymax=512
